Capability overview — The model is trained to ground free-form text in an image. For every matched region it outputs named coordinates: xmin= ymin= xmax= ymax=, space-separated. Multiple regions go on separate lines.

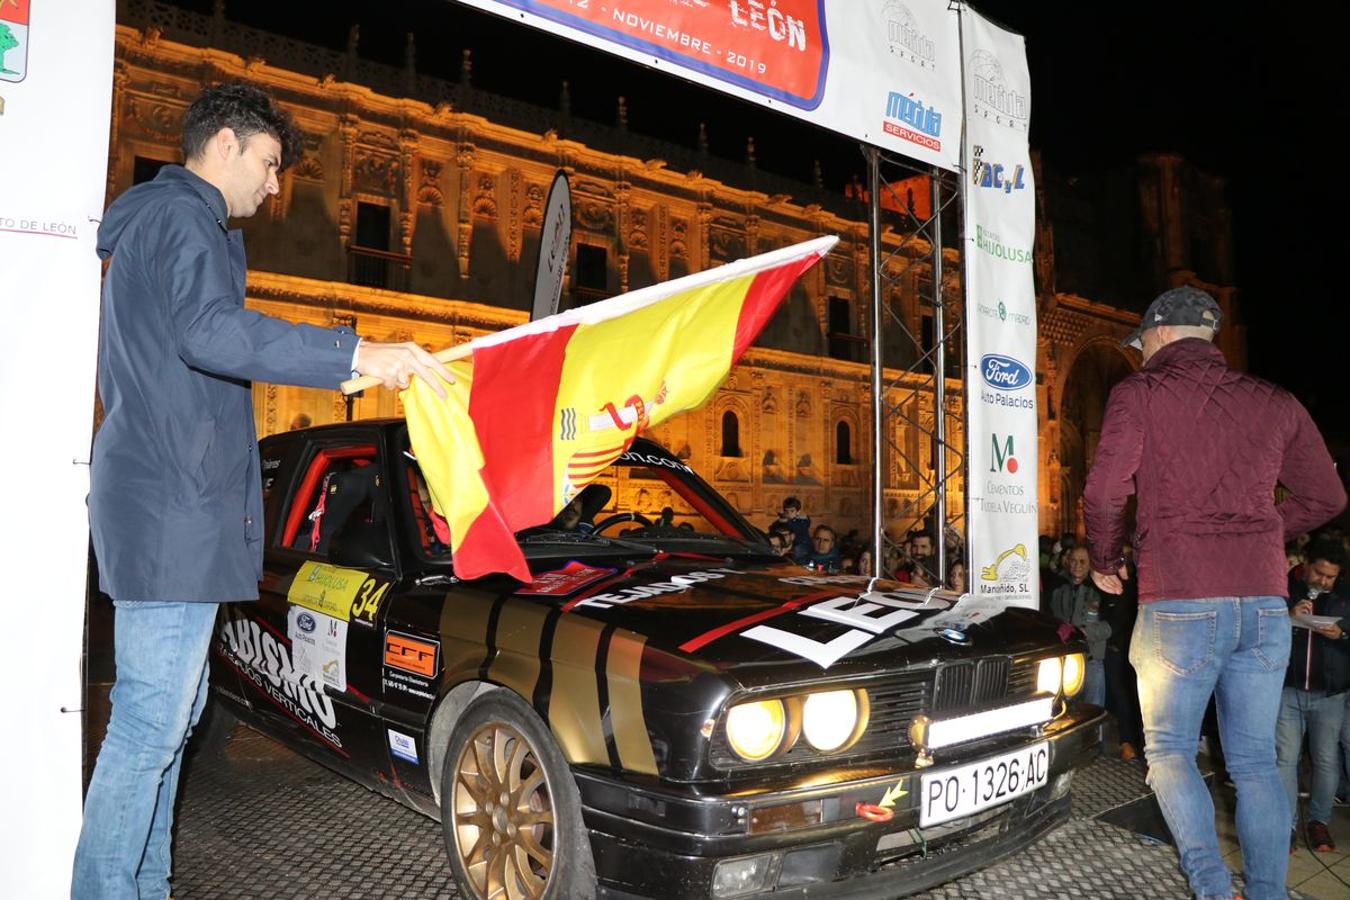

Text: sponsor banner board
xmin=961 ymin=8 xmax=1038 ymax=608
xmin=456 ymin=0 xmax=962 ymax=171
xmin=0 ymin=2 xmax=115 ymax=894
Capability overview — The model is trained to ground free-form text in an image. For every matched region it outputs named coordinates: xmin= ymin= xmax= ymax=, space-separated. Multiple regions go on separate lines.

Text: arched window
xmin=720 ymin=411 xmax=741 ymax=457
xmin=836 ymin=421 xmax=853 ymax=465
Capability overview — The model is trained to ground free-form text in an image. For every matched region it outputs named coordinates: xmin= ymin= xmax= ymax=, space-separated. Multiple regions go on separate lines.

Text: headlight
xmin=726 ymin=699 xmax=788 ymax=761
xmin=1062 ymin=653 xmax=1086 ymax=697
xmin=801 ymin=690 xmax=864 ymax=752
xmin=1036 ymin=657 xmax=1062 ymax=695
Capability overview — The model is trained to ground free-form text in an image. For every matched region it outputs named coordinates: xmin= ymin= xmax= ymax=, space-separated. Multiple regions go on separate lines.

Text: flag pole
xmin=339 ymin=235 xmax=839 ymax=396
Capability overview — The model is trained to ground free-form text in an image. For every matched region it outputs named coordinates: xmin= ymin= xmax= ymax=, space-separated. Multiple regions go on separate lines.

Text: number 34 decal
xmin=351 ymin=578 xmax=390 ymax=625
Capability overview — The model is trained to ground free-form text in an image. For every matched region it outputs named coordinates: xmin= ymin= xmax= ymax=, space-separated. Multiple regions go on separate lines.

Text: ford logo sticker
xmin=297 ymin=612 xmax=317 ymax=633
xmin=980 ymin=354 xmax=1032 ymax=391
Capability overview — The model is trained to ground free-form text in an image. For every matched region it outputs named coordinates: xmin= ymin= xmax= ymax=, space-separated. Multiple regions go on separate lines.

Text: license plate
xmin=919 ymin=742 xmax=1049 ymax=827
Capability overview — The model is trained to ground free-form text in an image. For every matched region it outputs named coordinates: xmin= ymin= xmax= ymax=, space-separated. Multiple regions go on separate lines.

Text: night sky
xmin=157 ymin=1 xmax=1347 ymax=448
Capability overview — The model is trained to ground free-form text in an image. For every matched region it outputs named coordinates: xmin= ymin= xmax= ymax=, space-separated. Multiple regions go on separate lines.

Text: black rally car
xmin=204 ymin=419 xmax=1103 ymax=899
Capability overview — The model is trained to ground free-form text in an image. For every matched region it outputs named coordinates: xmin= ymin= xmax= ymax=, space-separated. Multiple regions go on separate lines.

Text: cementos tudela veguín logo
xmin=980 ymin=354 xmax=1032 ymax=391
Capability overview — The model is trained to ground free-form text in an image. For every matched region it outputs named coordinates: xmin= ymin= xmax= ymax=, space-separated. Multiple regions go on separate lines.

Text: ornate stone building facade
xmin=106 ymin=3 xmax=1241 ymax=540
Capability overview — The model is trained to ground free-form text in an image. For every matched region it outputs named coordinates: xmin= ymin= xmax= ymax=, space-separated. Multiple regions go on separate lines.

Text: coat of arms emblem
xmin=0 ymin=0 xmax=30 ymax=84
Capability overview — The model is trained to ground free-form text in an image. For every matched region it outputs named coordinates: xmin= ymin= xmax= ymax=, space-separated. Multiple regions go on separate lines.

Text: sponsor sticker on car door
xmin=287 ymin=606 xmax=348 ymax=693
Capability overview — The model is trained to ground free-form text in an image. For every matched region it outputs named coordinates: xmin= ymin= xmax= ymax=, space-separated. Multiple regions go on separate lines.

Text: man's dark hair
xmin=783 ymin=497 xmax=801 ymax=512
xmin=181 ymin=82 xmax=302 ymax=171
xmin=813 ymin=524 xmax=836 ymax=540
xmin=1306 ymin=539 xmax=1346 ymax=569
xmin=911 ymin=529 xmax=934 ymax=546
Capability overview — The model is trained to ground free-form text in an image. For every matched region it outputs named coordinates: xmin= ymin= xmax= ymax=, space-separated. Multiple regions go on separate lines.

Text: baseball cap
xmin=1121 ymin=286 xmax=1222 ymax=350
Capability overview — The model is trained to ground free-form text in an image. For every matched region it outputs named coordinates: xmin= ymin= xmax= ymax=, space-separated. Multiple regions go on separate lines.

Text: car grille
xmin=934 ymin=656 xmax=1010 ymax=712
xmin=709 ymin=656 xmax=1043 ymax=771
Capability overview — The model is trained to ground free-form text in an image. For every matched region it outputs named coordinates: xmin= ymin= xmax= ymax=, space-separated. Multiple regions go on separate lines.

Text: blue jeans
xmin=72 ymin=601 xmax=219 ymax=899
xmin=1277 ymin=687 xmax=1347 ymax=826
xmin=1131 ymin=597 xmax=1291 ymax=900
xmin=1083 ymin=657 xmax=1106 ymax=708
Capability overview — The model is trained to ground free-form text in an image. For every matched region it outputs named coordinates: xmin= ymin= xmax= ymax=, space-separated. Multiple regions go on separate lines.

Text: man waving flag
xmin=402 ymin=235 xmax=837 ymax=581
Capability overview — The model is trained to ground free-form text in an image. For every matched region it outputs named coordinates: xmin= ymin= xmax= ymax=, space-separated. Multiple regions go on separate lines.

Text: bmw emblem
xmin=936 ymin=627 xmax=969 ymax=645
xmin=297 ymin=612 xmax=317 ymax=633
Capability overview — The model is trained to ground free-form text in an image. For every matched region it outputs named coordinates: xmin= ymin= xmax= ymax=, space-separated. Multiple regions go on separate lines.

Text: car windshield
xmin=396 ymin=430 xmax=775 ymax=564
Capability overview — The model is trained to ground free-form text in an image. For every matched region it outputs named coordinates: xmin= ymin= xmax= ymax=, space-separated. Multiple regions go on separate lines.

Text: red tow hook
xmin=855 ymin=802 xmax=894 ymax=823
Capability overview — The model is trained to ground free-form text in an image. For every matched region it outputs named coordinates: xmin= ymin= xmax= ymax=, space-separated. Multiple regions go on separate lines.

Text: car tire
xmin=440 ymin=690 xmax=597 ymax=900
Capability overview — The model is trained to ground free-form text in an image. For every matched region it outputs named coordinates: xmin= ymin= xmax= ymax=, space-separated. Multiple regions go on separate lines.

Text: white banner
xmin=960 ymin=8 xmax=1038 ymax=608
xmin=455 ymin=0 xmax=963 ymax=171
xmin=0 ymin=0 xmax=116 ymax=893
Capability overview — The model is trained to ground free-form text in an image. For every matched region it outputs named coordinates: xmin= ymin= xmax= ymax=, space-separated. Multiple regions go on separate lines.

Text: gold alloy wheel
xmin=452 ymin=721 xmax=556 ymax=900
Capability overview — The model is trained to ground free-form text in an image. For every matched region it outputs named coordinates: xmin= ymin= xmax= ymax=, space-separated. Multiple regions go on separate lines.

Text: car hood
xmin=513 ymin=555 xmax=1069 ymax=688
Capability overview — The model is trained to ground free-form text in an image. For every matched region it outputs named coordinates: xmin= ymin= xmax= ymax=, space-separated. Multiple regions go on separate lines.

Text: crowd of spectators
xmin=1039 ymin=532 xmax=1144 ymax=759
xmin=1036 ymin=525 xmax=1350 ymax=852
xmin=764 ymin=497 xmax=964 ymax=586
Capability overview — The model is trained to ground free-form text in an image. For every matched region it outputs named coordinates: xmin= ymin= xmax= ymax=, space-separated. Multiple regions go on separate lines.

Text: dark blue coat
xmin=91 ymin=166 xmax=357 ymax=603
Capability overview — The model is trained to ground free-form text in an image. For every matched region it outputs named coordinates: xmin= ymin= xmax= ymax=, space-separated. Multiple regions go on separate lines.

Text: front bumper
xmin=582 ymin=704 xmax=1105 ymax=899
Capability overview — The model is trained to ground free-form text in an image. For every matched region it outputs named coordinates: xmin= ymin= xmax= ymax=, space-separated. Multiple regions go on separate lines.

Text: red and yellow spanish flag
xmin=403 ymin=236 xmax=837 ymax=581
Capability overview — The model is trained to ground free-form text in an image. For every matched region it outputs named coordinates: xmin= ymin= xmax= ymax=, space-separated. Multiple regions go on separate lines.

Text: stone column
xmin=106 ymin=62 xmax=130 ymax=202
xmin=455 ymin=136 xmax=476 ymax=279
xmin=337 ymin=114 xmax=359 ymax=252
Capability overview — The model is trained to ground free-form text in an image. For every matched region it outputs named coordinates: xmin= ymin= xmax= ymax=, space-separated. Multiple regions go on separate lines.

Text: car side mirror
xmin=328 ymin=519 xmax=395 ymax=570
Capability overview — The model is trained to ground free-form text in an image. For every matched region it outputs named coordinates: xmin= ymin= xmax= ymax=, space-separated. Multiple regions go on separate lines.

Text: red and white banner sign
xmin=960 ymin=8 xmax=1038 ymax=608
xmin=456 ymin=0 xmax=963 ymax=171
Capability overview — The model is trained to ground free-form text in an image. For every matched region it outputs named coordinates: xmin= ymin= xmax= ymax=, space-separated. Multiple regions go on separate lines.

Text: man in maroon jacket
xmin=1084 ymin=286 xmax=1345 ymax=900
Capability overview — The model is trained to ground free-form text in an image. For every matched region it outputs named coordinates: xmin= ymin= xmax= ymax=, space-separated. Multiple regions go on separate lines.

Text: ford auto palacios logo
xmin=980 ymin=354 xmax=1032 ymax=391
xmin=297 ymin=612 xmax=317 ymax=633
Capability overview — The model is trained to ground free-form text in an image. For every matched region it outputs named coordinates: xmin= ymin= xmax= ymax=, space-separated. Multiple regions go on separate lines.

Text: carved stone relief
xmin=507 ymin=169 xmax=522 ymax=262
xmin=709 ymin=226 xmax=745 ymax=261
xmin=524 ymin=182 xmax=545 ymax=227
xmin=825 ymin=253 xmax=853 ymax=287
xmin=354 ymin=153 xmax=399 ymax=195
xmin=293 ymin=132 xmax=325 ymax=182
xmin=576 ymin=200 xmax=613 ymax=233
xmin=574 ymin=178 xmax=614 ymax=199
xmin=670 ymin=217 xmax=688 ymax=260
xmin=359 ymin=130 xmax=399 ymax=152
xmin=417 ymin=159 xmax=444 ymax=206
xmin=795 ymin=391 xmax=812 ymax=418
xmin=628 ymin=207 xmax=648 ymax=250
xmin=126 ymin=97 xmax=182 ymax=141
xmin=473 ymin=172 xmax=498 ymax=219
